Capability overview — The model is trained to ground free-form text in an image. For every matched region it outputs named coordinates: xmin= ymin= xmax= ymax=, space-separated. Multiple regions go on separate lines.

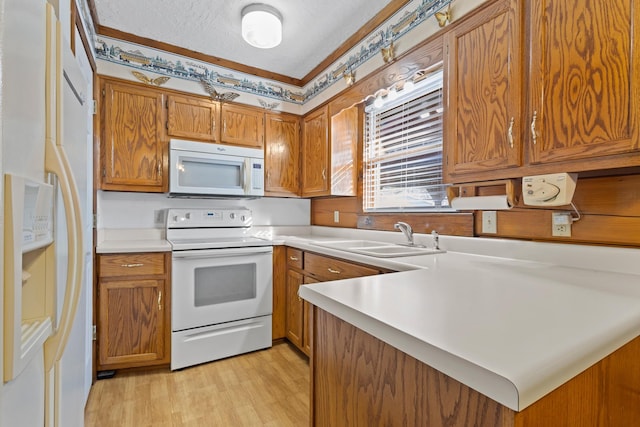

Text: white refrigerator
xmin=0 ymin=0 xmax=92 ymax=425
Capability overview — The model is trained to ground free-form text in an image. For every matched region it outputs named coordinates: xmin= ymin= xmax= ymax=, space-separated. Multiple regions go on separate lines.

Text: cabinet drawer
xmin=304 ymin=252 xmax=379 ymax=281
xmin=287 ymin=248 xmax=303 ymax=269
xmin=99 ymin=253 xmax=166 ymax=278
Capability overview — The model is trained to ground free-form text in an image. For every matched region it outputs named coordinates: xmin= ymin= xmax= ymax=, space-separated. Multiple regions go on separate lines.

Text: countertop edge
xmin=299 ymin=264 xmax=640 ymax=412
xmin=96 ymin=240 xmax=172 ymax=254
xmin=299 ymin=283 xmax=521 ymax=411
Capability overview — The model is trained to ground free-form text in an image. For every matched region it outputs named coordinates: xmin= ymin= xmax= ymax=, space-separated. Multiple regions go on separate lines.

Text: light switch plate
xmin=482 ymin=211 xmax=497 ymax=234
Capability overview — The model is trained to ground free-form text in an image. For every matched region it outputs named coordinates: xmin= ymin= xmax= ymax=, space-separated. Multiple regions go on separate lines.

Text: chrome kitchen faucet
xmin=394 ymin=222 xmax=414 ymax=246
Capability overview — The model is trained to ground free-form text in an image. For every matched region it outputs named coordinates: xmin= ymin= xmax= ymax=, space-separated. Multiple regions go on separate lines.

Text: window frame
xmin=363 ymin=68 xmax=451 ymax=213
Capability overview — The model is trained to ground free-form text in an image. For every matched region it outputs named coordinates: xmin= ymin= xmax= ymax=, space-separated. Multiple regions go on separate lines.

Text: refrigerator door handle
xmin=43 ymin=137 xmax=83 ymax=372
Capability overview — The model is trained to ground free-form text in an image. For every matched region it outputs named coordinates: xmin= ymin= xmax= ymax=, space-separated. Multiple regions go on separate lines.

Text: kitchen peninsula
xmin=286 ymin=232 xmax=640 ymax=426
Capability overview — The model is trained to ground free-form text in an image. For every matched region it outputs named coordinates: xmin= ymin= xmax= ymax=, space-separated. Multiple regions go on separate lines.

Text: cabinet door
xmin=285 ymin=269 xmax=304 ymax=350
xmin=330 ymin=106 xmax=358 ymax=196
xmin=444 ymin=0 xmax=522 ymax=181
xmin=220 ymin=104 xmax=264 ymax=148
xmin=528 ymin=0 xmax=640 ymax=165
xmin=302 ymin=107 xmax=330 ymax=197
xmin=167 ymin=95 xmax=218 ymax=142
xmin=102 ymin=81 xmax=166 ymax=192
xmin=272 ymin=246 xmax=287 ymax=340
xmin=98 ymin=278 xmax=167 ymax=367
xmin=302 ymin=276 xmax=319 ymax=356
xmin=265 ymin=112 xmax=300 ymax=196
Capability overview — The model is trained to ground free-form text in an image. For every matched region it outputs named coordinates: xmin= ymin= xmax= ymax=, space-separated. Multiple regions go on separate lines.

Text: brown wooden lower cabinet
xmin=97 ymin=252 xmax=171 ymax=371
xmin=271 ymin=246 xmax=288 ymax=340
xmin=285 ymin=268 xmax=304 ymax=350
xmin=302 ymin=276 xmax=319 ymax=356
xmin=283 ymin=246 xmax=386 ymax=356
xmin=311 ymin=307 xmax=640 ymax=426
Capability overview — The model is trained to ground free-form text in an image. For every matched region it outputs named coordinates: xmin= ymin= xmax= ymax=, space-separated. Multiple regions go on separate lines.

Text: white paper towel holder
xmin=447 ymin=179 xmax=519 ymax=210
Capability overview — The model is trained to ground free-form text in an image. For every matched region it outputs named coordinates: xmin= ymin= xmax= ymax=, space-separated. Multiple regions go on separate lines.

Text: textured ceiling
xmin=92 ymin=0 xmax=395 ymax=80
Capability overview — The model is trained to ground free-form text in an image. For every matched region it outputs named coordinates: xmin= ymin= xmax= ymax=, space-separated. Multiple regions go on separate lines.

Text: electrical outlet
xmin=552 ymin=212 xmax=572 ymax=237
xmin=552 ymin=224 xmax=571 ymax=237
xmin=482 ymin=211 xmax=497 ymax=234
xmin=333 ymin=210 xmax=340 ymax=223
xmin=154 ymin=209 xmax=166 ymax=226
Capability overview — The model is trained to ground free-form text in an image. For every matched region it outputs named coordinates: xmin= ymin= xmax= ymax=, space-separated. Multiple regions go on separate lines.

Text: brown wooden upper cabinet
xmin=444 ymin=0 xmax=522 ymax=183
xmin=166 ymin=94 xmax=218 ymax=142
xmin=264 ymin=112 xmax=301 ymax=196
xmin=220 ymin=103 xmax=265 ymax=149
xmin=302 ymin=107 xmax=330 ymax=196
xmin=101 ymin=80 xmax=167 ymax=192
xmin=526 ymin=0 xmax=640 ymax=166
xmin=301 ymin=105 xmax=358 ymax=197
xmin=444 ymin=0 xmax=640 ymax=183
xmin=330 ymin=105 xmax=359 ymax=196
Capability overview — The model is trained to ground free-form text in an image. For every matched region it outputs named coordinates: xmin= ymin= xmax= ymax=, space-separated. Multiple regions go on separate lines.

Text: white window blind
xmin=363 ymin=69 xmax=449 ymax=212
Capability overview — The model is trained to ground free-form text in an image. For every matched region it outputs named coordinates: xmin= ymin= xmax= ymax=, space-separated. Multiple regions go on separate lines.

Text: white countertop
xmin=96 ymin=228 xmax=171 ymax=253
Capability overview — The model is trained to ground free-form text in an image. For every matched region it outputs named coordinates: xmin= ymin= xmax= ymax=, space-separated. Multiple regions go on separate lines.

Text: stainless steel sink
xmin=311 ymin=240 xmax=444 ymax=258
xmin=311 ymin=240 xmax=390 ymax=249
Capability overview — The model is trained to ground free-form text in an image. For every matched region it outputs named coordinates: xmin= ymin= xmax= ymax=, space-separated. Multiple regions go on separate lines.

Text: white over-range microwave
xmin=169 ymin=139 xmax=264 ymax=197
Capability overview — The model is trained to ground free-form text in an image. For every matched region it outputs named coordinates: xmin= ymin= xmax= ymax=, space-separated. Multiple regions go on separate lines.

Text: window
xmin=363 ymin=69 xmax=449 ymax=212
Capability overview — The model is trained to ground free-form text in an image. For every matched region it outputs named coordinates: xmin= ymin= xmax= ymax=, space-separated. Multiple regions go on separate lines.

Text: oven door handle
xmin=172 ymin=247 xmax=273 ymax=259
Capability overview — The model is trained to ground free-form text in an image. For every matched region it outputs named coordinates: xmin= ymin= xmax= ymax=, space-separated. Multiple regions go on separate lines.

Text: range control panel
xmin=166 ymin=208 xmax=252 ymax=228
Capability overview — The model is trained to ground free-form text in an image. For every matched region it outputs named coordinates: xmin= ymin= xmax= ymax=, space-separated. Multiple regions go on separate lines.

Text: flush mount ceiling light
xmin=241 ymin=4 xmax=282 ymax=49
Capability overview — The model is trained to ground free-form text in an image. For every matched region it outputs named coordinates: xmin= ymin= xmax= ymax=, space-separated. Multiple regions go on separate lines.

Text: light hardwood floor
xmin=85 ymin=342 xmax=309 ymax=426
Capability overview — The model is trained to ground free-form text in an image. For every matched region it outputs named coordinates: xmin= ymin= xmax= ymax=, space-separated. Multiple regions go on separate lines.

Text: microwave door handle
xmin=243 ymin=158 xmax=250 ymax=193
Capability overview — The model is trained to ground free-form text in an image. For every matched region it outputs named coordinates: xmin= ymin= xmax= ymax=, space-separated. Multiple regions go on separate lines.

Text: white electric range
xmin=166 ymin=208 xmax=273 ymax=370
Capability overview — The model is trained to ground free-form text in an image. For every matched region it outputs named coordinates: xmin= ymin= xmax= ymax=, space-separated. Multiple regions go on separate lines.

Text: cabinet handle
xmin=322 ymin=168 xmax=327 ymax=180
xmin=158 ymin=290 xmax=162 ymax=311
xmin=120 ymin=263 xmax=144 ymax=268
xmin=507 ymin=117 xmax=515 ymax=148
xmin=223 ymin=119 xmax=227 ymax=134
xmin=327 ymin=267 xmax=341 ymax=274
xmin=157 ymin=160 xmax=162 ymax=177
xmin=530 ymin=111 xmax=537 ymax=145
xmin=289 ymin=256 xmax=299 ymax=261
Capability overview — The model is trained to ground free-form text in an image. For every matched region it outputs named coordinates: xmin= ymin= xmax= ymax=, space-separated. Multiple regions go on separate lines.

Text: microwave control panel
xmin=252 ymin=163 xmax=264 ymax=190
xmin=166 ymin=208 xmax=252 ymax=228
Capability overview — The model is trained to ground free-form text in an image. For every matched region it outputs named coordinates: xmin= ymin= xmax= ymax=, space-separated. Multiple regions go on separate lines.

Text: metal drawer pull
xmin=158 ymin=291 xmax=162 ymax=311
xmin=327 ymin=267 xmax=341 ymax=274
xmin=289 ymin=256 xmax=299 ymax=261
xmin=508 ymin=117 xmax=515 ymax=148
xmin=530 ymin=111 xmax=537 ymax=145
xmin=120 ymin=263 xmax=144 ymax=268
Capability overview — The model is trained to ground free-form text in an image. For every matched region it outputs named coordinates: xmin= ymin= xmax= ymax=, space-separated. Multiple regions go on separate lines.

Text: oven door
xmin=171 ymin=246 xmax=273 ymax=331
